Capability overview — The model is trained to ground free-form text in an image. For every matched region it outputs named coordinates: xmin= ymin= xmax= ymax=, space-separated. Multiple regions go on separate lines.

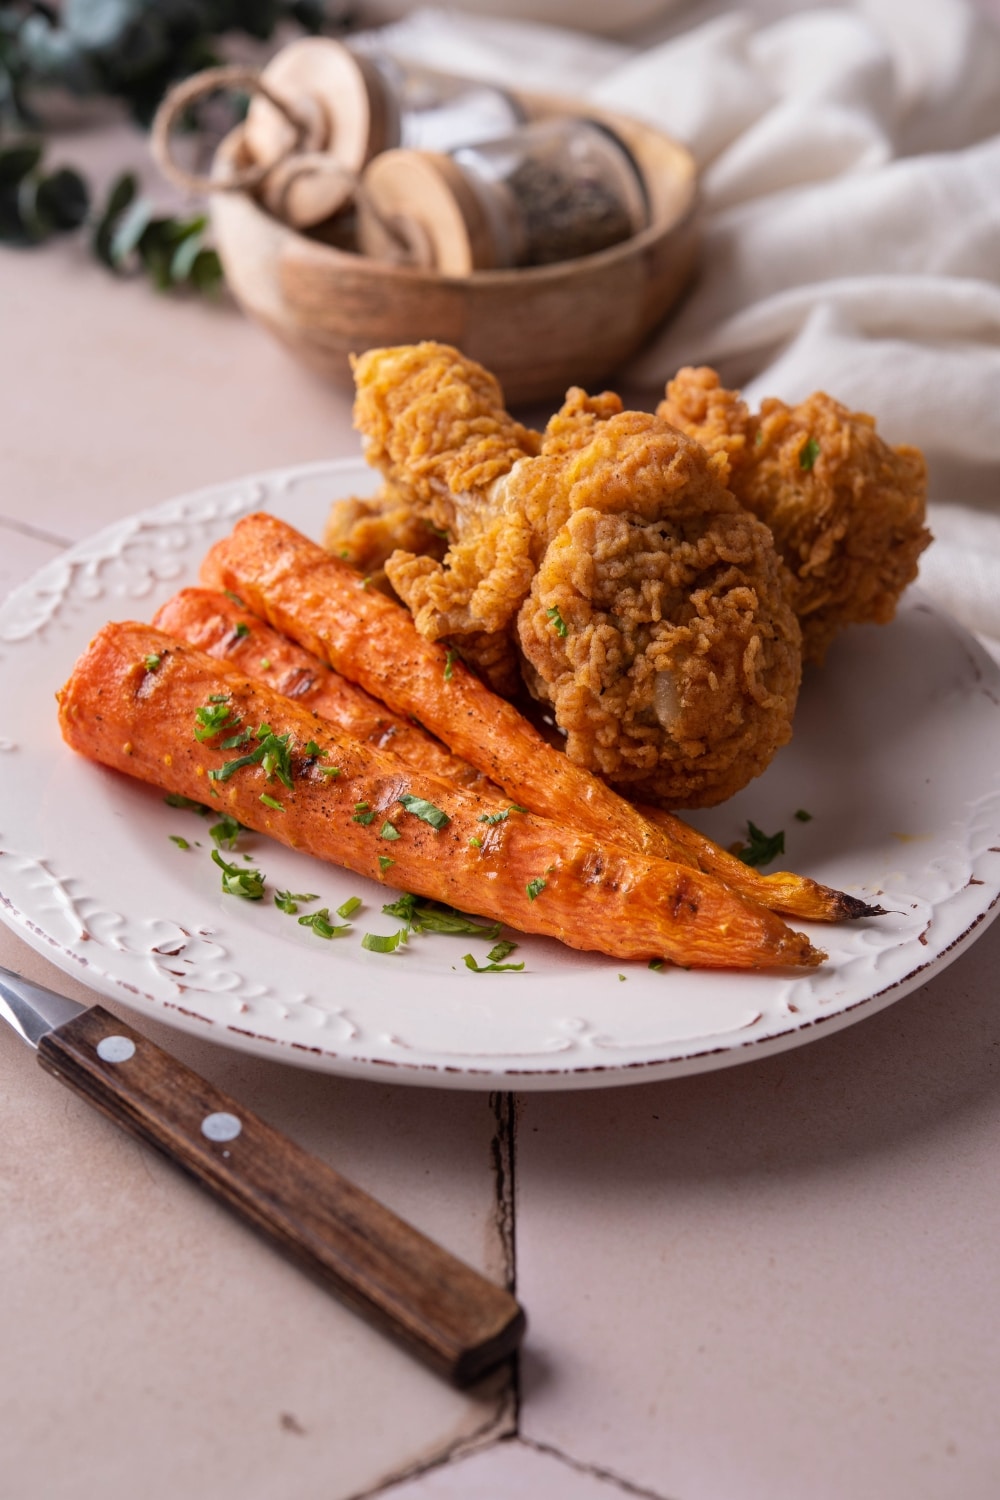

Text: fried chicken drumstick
xmin=658 ymin=366 xmax=931 ymax=662
xmin=351 ymin=342 xmax=803 ymax=810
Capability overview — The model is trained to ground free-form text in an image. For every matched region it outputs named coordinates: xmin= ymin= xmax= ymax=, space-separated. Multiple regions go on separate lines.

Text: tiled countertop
xmin=3 ymin=115 xmax=1000 ymax=1500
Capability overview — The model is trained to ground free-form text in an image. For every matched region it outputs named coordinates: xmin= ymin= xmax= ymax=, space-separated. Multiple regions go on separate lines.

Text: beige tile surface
xmin=516 ymin=914 xmax=1000 ymax=1500
xmin=0 ymin=936 xmax=515 ymax=1500
xmin=5 ymin=93 xmax=1000 ymax=1500
xmin=0 ymin=114 xmax=517 ymax=1500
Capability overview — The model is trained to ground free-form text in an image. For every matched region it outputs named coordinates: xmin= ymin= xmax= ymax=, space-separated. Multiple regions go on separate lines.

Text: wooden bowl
xmin=209 ymin=93 xmax=699 ymax=406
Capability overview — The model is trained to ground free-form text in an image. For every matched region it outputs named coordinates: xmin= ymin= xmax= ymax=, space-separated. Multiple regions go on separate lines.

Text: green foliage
xmin=92 ymin=168 xmax=223 ymax=293
xmin=0 ymin=1 xmax=348 ymax=283
xmin=1 ymin=1 xmax=341 ymax=129
xmin=0 ymin=138 xmax=89 ymax=243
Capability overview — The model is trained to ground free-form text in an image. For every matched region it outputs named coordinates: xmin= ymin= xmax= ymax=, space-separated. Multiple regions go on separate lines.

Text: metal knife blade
xmin=0 ymin=965 xmax=84 ymax=1045
xmin=0 ymin=963 xmax=525 ymax=1385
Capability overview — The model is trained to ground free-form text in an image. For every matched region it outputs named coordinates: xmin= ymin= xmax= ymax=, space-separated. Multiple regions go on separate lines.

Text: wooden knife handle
xmin=36 ymin=1005 xmax=524 ymax=1385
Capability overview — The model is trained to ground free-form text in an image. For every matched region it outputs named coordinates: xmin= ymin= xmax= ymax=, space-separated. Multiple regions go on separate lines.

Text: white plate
xmin=2 ymin=460 xmax=999 ymax=1090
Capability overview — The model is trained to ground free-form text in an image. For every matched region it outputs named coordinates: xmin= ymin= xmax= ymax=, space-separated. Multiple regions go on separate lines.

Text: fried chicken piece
xmin=322 ymin=481 xmax=447 ymax=596
xmin=320 ymin=485 xmax=521 ymax=695
xmin=353 ymin=344 xmax=802 ymax=808
xmin=659 ymin=367 xmax=931 ymax=662
xmin=350 ymin=341 xmax=542 ymax=694
xmin=513 ymin=411 xmax=802 ymax=807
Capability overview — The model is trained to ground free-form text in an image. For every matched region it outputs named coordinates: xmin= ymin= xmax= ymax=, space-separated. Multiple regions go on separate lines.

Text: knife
xmin=0 ymin=963 xmax=525 ymax=1386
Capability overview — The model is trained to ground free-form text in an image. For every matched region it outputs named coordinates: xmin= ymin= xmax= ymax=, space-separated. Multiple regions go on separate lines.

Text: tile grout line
xmin=349 ymin=1093 xmax=521 ymax=1499
xmin=518 ymin=1435 xmax=678 ymax=1499
xmin=344 ymin=1404 xmax=516 ymax=1500
xmin=492 ymin=1089 xmax=521 ymax=1424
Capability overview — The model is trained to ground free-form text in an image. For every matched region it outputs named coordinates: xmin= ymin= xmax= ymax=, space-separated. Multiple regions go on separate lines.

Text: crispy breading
xmin=659 ymin=367 xmax=931 ymax=662
xmin=514 ymin=411 xmax=802 ymax=807
xmin=350 ymin=341 xmax=541 ymax=531
xmin=353 ymin=346 xmax=802 ymax=808
xmin=321 ymin=481 xmax=447 ymax=595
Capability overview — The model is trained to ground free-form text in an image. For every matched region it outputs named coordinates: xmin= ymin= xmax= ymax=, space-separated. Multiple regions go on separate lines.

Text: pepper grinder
xmin=356 ymin=115 xmax=650 ymax=274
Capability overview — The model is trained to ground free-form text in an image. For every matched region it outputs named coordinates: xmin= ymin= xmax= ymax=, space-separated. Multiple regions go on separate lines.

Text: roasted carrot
xmin=160 ymin=588 xmax=875 ymax=917
xmin=57 ymin=622 xmax=824 ymax=970
xmin=199 ymin=514 xmax=698 ymax=863
xmin=152 ymin=588 xmax=500 ymax=796
xmin=199 ymin=514 xmax=879 ymax=921
xmin=640 ymin=807 xmax=882 ymax=922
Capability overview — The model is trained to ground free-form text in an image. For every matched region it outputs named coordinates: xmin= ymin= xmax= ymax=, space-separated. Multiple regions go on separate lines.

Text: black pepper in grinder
xmin=358 ymin=116 xmax=650 ymax=274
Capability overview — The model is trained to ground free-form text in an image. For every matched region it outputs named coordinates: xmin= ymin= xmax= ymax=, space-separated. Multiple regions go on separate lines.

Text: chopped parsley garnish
xmin=398 ymin=794 xmax=449 ymax=830
xmin=648 ymin=959 xmax=664 ymax=971
xmin=257 ymin=730 xmax=294 ymax=787
xmin=526 ymin=877 xmax=547 ymax=901
xmin=168 ymin=835 xmax=190 ymax=849
xmin=303 ymin=740 xmax=322 ymax=757
xmin=735 ymin=820 xmax=786 ymax=868
xmin=336 ymin=896 xmax=362 ymax=919
xmin=274 ymin=890 xmax=319 ymax=914
xmin=379 ymin=821 xmax=401 ymax=841
xmin=546 ymin=605 xmax=568 ymax=637
xmin=194 ymin=698 xmax=240 ymax=742
xmin=298 ymin=907 xmax=350 ymax=939
xmin=208 ymin=813 xmax=242 ymax=849
xmin=444 ymin=649 xmax=457 ymax=681
xmin=208 ymin=728 xmax=294 ymax=787
xmin=260 ymin=658 xmax=271 ymax=670
xmin=260 ymin=793 xmax=284 ymax=812
xmin=234 ymin=622 xmax=250 ymax=638
xmin=164 ymin=793 xmax=209 ymax=814
xmin=221 ymin=728 xmax=252 ymax=750
xmin=361 ymin=930 xmax=405 ymax=953
xmin=378 ymin=855 xmax=395 ymax=872
xmin=487 ymin=939 xmax=518 ymax=963
xmin=478 ymin=805 xmax=525 ymax=826
xmin=353 ymin=802 xmax=376 ymax=825
xmin=794 ymin=808 xmax=813 ymax=823
xmin=318 ymin=765 xmax=341 ymax=779
xmin=463 ymin=950 xmax=525 ymax=973
xmin=211 ymin=849 xmax=264 ymax=900
xmin=144 ymin=653 xmax=161 ymax=671
xmin=224 ymin=591 xmax=245 ymax=608
xmin=382 ymin=893 xmax=500 ymax=940
xmin=799 ymin=437 xmax=821 ymax=471
xmin=469 ymin=836 xmax=482 ymax=849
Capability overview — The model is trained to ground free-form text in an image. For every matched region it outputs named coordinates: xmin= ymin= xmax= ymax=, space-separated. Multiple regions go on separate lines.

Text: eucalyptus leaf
xmin=91 ymin=169 xmax=136 ymax=264
xmin=64 ymin=0 xmax=144 ymax=53
xmin=108 ymin=192 xmax=152 ymax=265
xmin=18 ymin=15 xmax=98 ymax=93
xmin=169 ymin=224 xmax=204 ymax=282
xmin=14 ymin=173 xmax=46 ymax=241
xmin=35 ymin=167 xmax=89 ymax=230
xmin=188 ymin=246 xmax=222 ymax=293
xmin=0 ymin=186 xmax=28 ymax=244
xmin=0 ymin=142 xmax=42 ymax=184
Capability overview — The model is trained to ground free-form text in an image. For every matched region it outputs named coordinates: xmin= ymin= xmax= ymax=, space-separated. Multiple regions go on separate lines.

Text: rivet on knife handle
xmin=35 ymin=1004 xmax=525 ymax=1385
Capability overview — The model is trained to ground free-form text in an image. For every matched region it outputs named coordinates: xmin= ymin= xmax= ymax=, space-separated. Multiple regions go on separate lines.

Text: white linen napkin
xmin=362 ymin=1 xmax=1000 ymax=652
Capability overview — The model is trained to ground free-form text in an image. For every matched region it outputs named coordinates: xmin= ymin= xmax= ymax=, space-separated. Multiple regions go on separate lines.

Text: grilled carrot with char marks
xmin=198 ymin=513 xmax=708 ymax=864
xmin=57 ymin=622 xmax=825 ymax=970
xmin=152 ymin=587 xmax=499 ymax=796
xmin=199 ymin=515 xmax=879 ymax=922
xmin=640 ymin=807 xmax=882 ymax=922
